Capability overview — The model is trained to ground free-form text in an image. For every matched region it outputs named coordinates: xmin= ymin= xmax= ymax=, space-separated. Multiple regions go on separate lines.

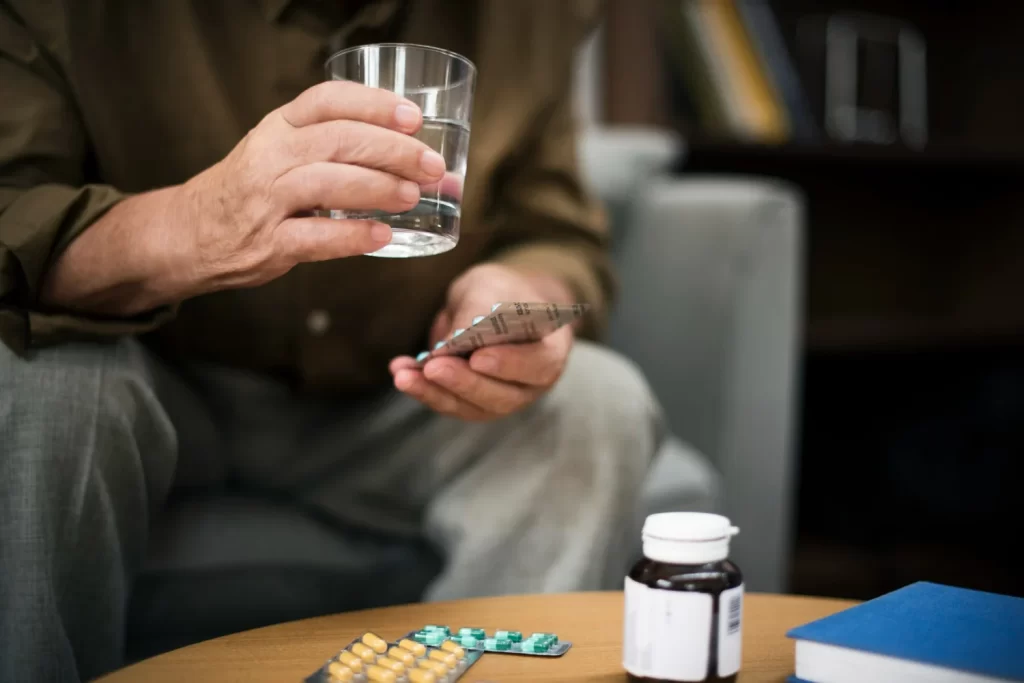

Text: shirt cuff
xmin=0 ymin=305 xmax=177 ymax=354
xmin=490 ymin=242 xmax=614 ymax=340
xmin=0 ymin=183 xmax=179 ymax=352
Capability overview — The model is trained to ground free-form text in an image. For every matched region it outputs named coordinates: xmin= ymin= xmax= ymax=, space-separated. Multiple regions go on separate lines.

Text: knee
xmin=548 ymin=341 xmax=663 ymax=449
xmin=0 ymin=339 xmax=172 ymax=481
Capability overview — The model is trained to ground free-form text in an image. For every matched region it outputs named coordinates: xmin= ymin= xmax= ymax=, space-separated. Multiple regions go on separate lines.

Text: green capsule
xmin=520 ymin=639 xmax=549 ymax=653
xmin=531 ymin=632 xmax=557 ymax=646
xmin=495 ymin=630 xmax=522 ymax=643
xmin=458 ymin=627 xmax=486 ymax=639
xmin=413 ymin=632 xmax=430 ymax=643
xmin=424 ymin=631 xmax=447 ymax=646
xmin=458 ymin=635 xmax=478 ymax=647
xmin=484 ymin=638 xmax=512 ymax=651
xmin=423 ymin=625 xmax=450 ymax=635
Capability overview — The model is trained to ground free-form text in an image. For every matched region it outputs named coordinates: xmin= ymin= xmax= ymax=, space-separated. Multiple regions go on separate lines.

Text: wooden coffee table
xmin=99 ymin=592 xmax=855 ymax=682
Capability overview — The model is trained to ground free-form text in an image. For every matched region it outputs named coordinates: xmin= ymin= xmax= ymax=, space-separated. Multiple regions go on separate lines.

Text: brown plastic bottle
xmin=622 ymin=513 xmax=744 ymax=683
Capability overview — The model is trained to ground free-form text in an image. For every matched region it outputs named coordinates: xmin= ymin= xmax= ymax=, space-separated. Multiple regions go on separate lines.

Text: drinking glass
xmin=324 ymin=43 xmax=476 ymax=257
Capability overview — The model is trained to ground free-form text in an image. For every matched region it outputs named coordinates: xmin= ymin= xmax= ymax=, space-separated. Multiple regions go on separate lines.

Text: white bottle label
xmin=717 ymin=584 xmax=744 ymax=676
xmin=623 ymin=577 xmax=712 ymax=681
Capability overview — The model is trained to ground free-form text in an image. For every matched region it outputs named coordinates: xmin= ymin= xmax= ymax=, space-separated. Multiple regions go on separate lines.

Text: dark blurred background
xmin=587 ymin=0 xmax=1024 ymax=600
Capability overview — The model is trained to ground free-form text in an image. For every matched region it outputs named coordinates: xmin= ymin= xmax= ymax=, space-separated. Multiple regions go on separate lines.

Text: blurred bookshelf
xmin=605 ymin=0 xmax=1024 ymax=601
xmin=605 ymin=0 xmax=1024 ymax=354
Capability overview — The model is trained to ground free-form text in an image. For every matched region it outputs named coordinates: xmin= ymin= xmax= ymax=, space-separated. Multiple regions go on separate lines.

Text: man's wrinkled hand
xmin=180 ymin=80 xmax=447 ymax=294
xmin=388 ymin=264 xmax=576 ymax=421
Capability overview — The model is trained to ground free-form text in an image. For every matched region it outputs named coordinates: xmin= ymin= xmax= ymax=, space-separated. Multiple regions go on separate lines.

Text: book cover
xmin=680 ymin=0 xmax=751 ymax=139
xmin=716 ymin=0 xmax=790 ymax=142
xmin=787 ymin=582 xmax=1024 ymax=682
xmin=660 ymin=0 xmax=732 ymax=137
xmin=692 ymin=0 xmax=760 ymax=140
xmin=735 ymin=0 xmax=820 ymax=141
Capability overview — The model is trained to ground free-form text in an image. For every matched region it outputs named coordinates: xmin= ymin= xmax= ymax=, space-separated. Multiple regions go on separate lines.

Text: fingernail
xmin=474 ymin=355 xmax=497 ymax=373
xmin=371 ymin=222 xmax=392 ymax=242
xmin=420 ymin=150 xmax=446 ymax=176
xmin=434 ymin=341 xmax=446 ymax=350
xmin=491 ymin=303 xmax=502 ymax=311
xmin=398 ymin=180 xmax=420 ymax=204
xmin=472 ymin=315 xmax=485 ymax=325
xmin=453 ymin=328 xmax=466 ymax=337
xmin=416 ymin=351 xmax=429 ymax=362
xmin=395 ymin=103 xmax=421 ymax=128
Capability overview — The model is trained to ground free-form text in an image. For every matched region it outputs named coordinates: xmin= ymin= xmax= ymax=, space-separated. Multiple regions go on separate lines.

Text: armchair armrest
xmin=608 ymin=176 xmax=805 ymax=592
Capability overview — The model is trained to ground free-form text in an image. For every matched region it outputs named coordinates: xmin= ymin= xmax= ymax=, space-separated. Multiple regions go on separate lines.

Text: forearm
xmin=38 ymin=185 xmax=197 ymax=316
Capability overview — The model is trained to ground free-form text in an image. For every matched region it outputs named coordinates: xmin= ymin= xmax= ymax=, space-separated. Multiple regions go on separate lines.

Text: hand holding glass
xmin=324 ymin=43 xmax=476 ymax=257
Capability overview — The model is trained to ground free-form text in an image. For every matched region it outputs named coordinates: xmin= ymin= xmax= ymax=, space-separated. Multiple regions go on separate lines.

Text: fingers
xmin=272 ymin=161 xmax=421 ymax=215
xmin=419 ymin=171 xmax=465 ymax=204
xmin=389 ymin=355 xmax=420 ymax=374
xmin=468 ymin=327 xmax=573 ymax=387
xmin=288 ymin=120 xmax=446 ymax=185
xmin=280 ymin=80 xmax=422 ymax=133
xmin=274 ymin=216 xmax=392 ymax=262
xmin=393 ymin=368 xmax=491 ymax=421
xmin=423 ymin=358 xmax=537 ymax=416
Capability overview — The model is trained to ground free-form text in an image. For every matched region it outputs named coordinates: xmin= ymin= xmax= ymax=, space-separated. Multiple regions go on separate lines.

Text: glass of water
xmin=324 ymin=43 xmax=476 ymax=258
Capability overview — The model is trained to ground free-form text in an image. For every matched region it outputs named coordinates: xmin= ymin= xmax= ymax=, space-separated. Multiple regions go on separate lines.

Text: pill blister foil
xmin=416 ymin=302 xmax=589 ymax=366
xmin=305 ymin=632 xmax=483 ymax=683
xmin=399 ymin=630 xmax=573 ymax=658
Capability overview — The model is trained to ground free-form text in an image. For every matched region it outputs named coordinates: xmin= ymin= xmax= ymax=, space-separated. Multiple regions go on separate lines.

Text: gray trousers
xmin=0 ymin=337 xmax=661 ymax=682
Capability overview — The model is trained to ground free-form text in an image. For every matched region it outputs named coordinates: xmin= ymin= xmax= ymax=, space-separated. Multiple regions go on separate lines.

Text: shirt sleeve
xmin=0 ymin=2 xmax=173 ymax=354
xmin=483 ymin=1 xmax=615 ymax=341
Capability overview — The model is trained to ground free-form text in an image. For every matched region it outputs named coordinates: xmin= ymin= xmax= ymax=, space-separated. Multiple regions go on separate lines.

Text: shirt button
xmin=306 ymin=309 xmax=331 ymax=336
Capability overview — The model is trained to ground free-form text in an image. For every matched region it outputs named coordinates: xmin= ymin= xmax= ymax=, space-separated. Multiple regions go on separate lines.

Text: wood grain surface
xmin=98 ymin=592 xmax=856 ymax=682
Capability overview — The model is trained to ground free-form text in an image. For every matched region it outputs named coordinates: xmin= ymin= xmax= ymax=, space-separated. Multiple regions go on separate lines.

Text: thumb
xmin=276 ymin=216 xmax=393 ymax=262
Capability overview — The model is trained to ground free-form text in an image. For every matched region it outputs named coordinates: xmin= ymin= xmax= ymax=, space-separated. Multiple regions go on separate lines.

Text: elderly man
xmin=0 ymin=0 xmax=662 ymax=680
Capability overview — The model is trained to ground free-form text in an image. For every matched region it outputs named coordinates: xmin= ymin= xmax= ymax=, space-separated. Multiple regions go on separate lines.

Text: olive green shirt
xmin=0 ymin=0 xmax=611 ymax=392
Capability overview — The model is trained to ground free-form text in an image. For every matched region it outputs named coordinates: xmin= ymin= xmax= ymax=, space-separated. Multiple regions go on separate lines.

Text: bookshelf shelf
xmin=807 ymin=316 xmax=1024 ymax=353
xmin=681 ymin=141 xmax=1024 ymax=175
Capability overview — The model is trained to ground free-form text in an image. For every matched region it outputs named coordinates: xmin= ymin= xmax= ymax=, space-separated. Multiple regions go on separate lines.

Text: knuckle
xmin=309 ymin=81 xmax=336 ymax=111
xmin=304 ymin=169 xmax=331 ymax=206
xmin=389 ymin=137 xmax=417 ymax=167
xmin=365 ymin=171 xmax=399 ymax=200
xmin=331 ymin=121 xmax=358 ymax=158
xmin=337 ymin=80 xmax=394 ymax=120
xmin=282 ymin=128 xmax=312 ymax=162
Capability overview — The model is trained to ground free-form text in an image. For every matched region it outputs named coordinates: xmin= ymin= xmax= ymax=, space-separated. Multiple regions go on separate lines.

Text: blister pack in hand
xmin=415 ymin=302 xmax=588 ymax=366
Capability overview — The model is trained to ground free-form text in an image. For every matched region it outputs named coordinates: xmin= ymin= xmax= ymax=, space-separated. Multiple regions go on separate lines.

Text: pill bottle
xmin=622 ymin=512 xmax=743 ymax=683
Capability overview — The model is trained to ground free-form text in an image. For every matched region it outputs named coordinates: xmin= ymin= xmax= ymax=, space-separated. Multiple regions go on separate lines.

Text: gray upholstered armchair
xmin=579 ymin=126 xmax=804 ymax=594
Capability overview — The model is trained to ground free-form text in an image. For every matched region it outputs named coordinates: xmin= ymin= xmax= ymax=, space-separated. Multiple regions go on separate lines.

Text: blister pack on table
xmin=405 ymin=624 xmax=572 ymax=657
xmin=415 ymin=302 xmax=588 ymax=366
xmin=305 ymin=631 xmax=482 ymax=683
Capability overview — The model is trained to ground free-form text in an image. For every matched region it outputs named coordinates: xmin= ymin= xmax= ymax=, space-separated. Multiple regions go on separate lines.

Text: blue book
xmin=786 ymin=582 xmax=1024 ymax=682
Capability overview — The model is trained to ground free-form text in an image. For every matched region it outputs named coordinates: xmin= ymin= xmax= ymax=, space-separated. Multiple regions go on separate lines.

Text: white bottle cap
xmin=642 ymin=512 xmax=740 ymax=564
